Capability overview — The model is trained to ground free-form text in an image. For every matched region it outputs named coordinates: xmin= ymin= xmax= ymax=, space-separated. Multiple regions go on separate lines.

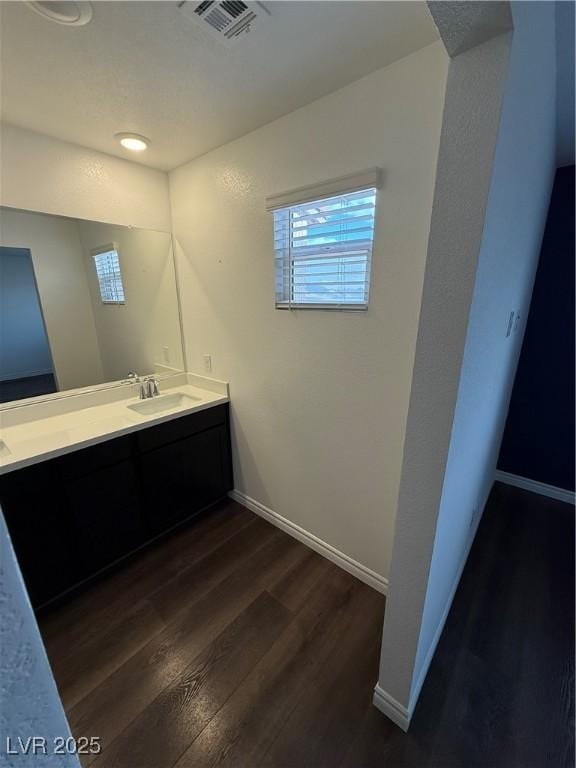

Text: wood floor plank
xmin=49 ymin=509 xmax=267 ymax=710
xmin=95 ymin=591 xmax=292 ymax=768
xmin=67 ymin=529 xmax=307 ymax=758
xmin=147 ymin=515 xmax=281 ymax=622
xmin=41 ymin=501 xmax=254 ymax=653
xmin=260 ymin=588 xmax=384 ymax=768
xmin=41 ymin=491 xmax=574 ymax=768
xmin=339 ymin=704 xmax=426 ymax=768
xmin=173 ymin=570 xmax=378 ymax=768
xmin=53 ymin=598 xmax=166 ymax=711
xmin=269 ymin=546 xmax=339 ymax=613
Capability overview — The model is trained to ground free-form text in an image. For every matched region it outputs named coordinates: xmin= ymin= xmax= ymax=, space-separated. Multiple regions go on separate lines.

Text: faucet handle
xmin=123 ymin=371 xmax=141 ymax=384
xmin=139 ymin=376 xmax=160 ymax=399
xmin=146 ymin=377 xmax=160 ymax=398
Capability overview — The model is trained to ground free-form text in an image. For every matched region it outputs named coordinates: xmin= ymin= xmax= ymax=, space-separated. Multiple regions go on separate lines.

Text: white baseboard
xmin=495 ymin=470 xmax=575 ymax=505
xmin=228 ymin=489 xmax=388 ymax=594
xmin=373 ymin=684 xmax=410 ymax=731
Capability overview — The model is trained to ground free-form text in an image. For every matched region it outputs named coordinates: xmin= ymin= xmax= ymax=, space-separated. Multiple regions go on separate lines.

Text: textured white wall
xmin=77 ymin=221 xmax=184 ymax=381
xmin=0 ymin=509 xmax=79 ymax=768
xmin=377 ymin=0 xmax=557 ymax=724
xmin=0 ymin=209 xmax=104 ymax=392
xmin=376 ymin=32 xmax=513 ymax=720
xmin=170 ymin=42 xmax=448 ymax=580
xmin=0 ymin=248 xmax=53 ymax=381
xmin=413 ymin=0 xmax=557 ymax=697
xmin=0 ymin=124 xmax=170 ymax=232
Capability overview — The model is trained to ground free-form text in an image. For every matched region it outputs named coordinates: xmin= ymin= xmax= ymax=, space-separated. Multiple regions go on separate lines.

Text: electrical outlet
xmin=203 ymin=354 xmax=212 ymax=373
xmin=163 ymin=346 xmax=170 ymax=364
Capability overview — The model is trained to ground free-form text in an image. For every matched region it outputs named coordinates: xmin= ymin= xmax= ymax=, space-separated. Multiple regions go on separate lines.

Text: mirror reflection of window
xmin=92 ymin=245 xmax=126 ymax=305
xmin=0 ymin=207 xmax=185 ymax=406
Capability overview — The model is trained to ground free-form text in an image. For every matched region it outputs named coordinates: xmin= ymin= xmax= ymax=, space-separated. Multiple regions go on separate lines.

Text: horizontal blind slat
xmin=289 ymin=245 xmax=372 ymax=259
xmin=292 ymin=203 xmax=376 ymax=221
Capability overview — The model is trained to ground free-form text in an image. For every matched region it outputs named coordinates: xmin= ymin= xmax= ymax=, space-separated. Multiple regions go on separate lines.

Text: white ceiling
xmin=0 ymin=1 xmax=439 ymax=170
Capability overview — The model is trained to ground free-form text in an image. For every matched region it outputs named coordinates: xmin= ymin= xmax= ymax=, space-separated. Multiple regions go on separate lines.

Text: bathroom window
xmin=269 ymin=174 xmax=379 ymax=310
xmin=92 ymin=245 xmax=125 ymax=305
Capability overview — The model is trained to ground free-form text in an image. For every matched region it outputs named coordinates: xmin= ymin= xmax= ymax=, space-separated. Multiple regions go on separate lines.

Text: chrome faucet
xmin=140 ymin=376 xmax=160 ymax=400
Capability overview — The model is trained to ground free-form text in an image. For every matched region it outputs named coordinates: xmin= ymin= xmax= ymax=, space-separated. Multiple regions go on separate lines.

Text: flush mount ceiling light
xmin=115 ymin=133 xmax=150 ymax=152
xmin=26 ymin=1 xmax=93 ymax=26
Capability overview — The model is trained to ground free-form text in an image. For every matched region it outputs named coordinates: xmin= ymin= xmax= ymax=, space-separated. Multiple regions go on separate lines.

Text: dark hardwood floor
xmin=39 ymin=483 xmax=574 ymax=768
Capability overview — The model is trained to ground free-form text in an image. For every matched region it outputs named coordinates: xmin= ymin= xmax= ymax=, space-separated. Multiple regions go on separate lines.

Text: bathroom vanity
xmin=0 ymin=376 xmax=233 ymax=609
xmin=0 ymin=205 xmax=235 ymax=610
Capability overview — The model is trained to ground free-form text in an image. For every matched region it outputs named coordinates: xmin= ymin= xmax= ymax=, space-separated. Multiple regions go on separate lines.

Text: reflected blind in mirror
xmin=92 ymin=245 xmax=125 ymax=305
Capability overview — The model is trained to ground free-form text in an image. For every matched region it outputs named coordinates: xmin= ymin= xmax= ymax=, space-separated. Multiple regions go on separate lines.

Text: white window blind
xmin=272 ymin=187 xmax=377 ymax=310
xmin=92 ymin=245 xmax=125 ymax=305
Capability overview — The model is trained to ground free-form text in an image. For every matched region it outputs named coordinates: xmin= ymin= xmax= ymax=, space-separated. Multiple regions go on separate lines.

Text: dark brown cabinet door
xmin=141 ymin=425 xmax=228 ymax=534
xmin=0 ymin=461 xmax=76 ymax=607
xmin=186 ymin=425 xmax=229 ymax=509
xmin=63 ymin=459 xmax=143 ymax=577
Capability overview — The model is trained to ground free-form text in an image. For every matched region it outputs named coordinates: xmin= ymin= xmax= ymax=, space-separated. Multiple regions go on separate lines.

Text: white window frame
xmin=267 ymin=169 xmax=381 ymax=311
xmin=91 ymin=243 xmax=125 ymax=305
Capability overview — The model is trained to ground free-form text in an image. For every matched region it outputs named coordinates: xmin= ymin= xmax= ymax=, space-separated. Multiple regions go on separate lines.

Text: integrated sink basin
xmin=127 ymin=392 xmax=201 ymax=416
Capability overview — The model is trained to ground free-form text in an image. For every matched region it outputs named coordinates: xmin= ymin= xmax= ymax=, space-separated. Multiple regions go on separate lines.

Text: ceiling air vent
xmin=178 ymin=1 xmax=270 ymax=47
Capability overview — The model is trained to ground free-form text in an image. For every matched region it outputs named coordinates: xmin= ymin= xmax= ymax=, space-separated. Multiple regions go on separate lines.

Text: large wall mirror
xmin=0 ymin=207 xmax=185 ymax=406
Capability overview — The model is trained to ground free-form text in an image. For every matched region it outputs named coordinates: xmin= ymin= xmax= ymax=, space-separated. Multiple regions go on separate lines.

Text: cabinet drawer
xmin=137 ymin=404 xmax=227 ymax=452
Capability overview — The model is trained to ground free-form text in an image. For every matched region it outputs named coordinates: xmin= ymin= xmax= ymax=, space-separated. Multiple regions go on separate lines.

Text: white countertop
xmin=0 ymin=373 xmax=229 ymax=475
